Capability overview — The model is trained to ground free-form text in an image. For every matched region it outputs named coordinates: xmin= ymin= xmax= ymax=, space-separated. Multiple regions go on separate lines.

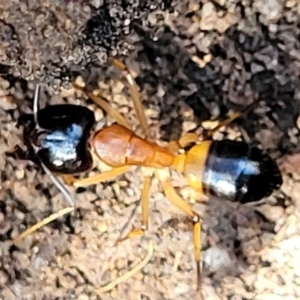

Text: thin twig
xmin=96 ymin=240 xmax=154 ymax=294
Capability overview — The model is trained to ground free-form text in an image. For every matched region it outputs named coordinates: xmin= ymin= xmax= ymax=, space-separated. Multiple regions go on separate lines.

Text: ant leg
xmin=204 ymin=99 xmax=261 ymax=139
xmin=115 ymin=174 xmax=152 ymax=245
xmin=73 ymin=83 xmax=132 ymax=130
xmin=13 ymin=207 xmax=75 ymax=244
xmin=167 ymin=100 xmax=261 ymax=152
xmin=155 ymin=169 xmax=203 ymax=297
xmin=13 ymin=167 xmax=130 ymax=244
xmin=70 ymin=166 xmax=131 ymax=188
xmin=13 ymin=162 xmax=76 ymax=242
xmin=62 ymin=174 xmax=77 ymax=186
xmin=109 ymin=58 xmax=151 ymax=139
xmin=87 ymin=91 xmax=132 ymax=130
xmin=168 ymin=133 xmax=199 ymax=153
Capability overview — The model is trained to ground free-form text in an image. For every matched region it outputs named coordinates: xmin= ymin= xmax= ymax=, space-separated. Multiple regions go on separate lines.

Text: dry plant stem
xmin=96 ymin=240 xmax=154 ymax=294
xmin=13 ymin=207 xmax=75 ymax=244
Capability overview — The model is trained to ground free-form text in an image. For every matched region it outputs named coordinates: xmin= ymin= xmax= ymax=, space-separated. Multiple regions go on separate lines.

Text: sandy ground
xmin=1 ymin=1 xmax=300 ymax=300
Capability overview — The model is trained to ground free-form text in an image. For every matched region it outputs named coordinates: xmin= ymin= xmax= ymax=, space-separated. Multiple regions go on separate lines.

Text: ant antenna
xmin=33 ymin=83 xmax=40 ymax=126
xmin=33 ymin=83 xmax=75 ymax=207
xmin=39 ymin=159 xmax=75 ymax=207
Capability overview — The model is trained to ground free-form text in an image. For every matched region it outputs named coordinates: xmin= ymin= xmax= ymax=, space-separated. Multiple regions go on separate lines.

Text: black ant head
xmin=20 ymin=85 xmax=97 ymax=175
xmin=11 ymin=84 xmax=98 ymax=206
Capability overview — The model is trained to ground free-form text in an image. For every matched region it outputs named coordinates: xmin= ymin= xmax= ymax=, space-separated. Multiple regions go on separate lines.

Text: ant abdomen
xmin=185 ymin=140 xmax=282 ymax=203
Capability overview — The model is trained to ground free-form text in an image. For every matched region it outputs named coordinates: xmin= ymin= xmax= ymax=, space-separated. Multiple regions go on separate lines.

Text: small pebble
xmin=203 ymin=246 xmax=233 ymax=272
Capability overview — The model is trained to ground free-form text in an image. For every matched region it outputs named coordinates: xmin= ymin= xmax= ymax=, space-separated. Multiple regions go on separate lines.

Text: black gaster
xmin=24 ymin=104 xmax=96 ymax=174
xmin=202 ymin=140 xmax=283 ymax=203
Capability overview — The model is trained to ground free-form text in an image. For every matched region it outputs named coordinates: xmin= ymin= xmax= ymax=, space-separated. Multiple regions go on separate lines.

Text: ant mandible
xmin=11 ymin=58 xmax=283 ymax=298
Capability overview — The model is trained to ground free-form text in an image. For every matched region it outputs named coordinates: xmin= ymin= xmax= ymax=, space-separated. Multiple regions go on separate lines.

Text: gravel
xmin=1 ymin=1 xmax=300 ymax=300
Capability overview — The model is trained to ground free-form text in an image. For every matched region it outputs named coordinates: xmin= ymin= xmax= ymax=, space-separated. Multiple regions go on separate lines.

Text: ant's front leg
xmin=13 ymin=166 xmax=131 ymax=244
xmin=65 ymin=166 xmax=131 ymax=188
xmin=13 ymin=207 xmax=75 ymax=244
xmin=73 ymin=82 xmax=132 ymax=130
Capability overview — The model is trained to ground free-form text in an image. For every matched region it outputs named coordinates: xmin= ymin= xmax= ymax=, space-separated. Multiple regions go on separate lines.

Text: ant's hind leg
xmin=204 ymin=99 xmax=261 ymax=139
xmin=109 ymin=58 xmax=151 ymax=139
xmin=167 ymin=133 xmax=199 ymax=153
xmin=166 ymin=100 xmax=261 ymax=152
xmin=155 ymin=169 xmax=203 ymax=298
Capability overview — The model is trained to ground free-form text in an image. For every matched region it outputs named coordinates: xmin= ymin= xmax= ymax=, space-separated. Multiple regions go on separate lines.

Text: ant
xmin=10 ymin=58 xmax=283 ymax=298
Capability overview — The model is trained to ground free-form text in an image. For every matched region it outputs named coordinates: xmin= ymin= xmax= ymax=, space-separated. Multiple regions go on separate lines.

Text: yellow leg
xmin=62 ymin=174 xmax=77 ymax=185
xmin=87 ymin=91 xmax=132 ymax=130
xmin=168 ymin=132 xmax=199 ymax=153
xmin=13 ymin=207 xmax=75 ymax=244
xmin=109 ymin=58 xmax=151 ymax=139
xmin=115 ymin=175 xmax=152 ymax=245
xmin=73 ymin=82 xmax=132 ymax=130
xmin=163 ymin=181 xmax=202 ymax=295
xmin=13 ymin=167 xmax=130 ymax=243
xmin=155 ymin=169 xmax=203 ymax=298
xmin=204 ymin=99 xmax=261 ymax=139
xmin=72 ymin=166 xmax=131 ymax=188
